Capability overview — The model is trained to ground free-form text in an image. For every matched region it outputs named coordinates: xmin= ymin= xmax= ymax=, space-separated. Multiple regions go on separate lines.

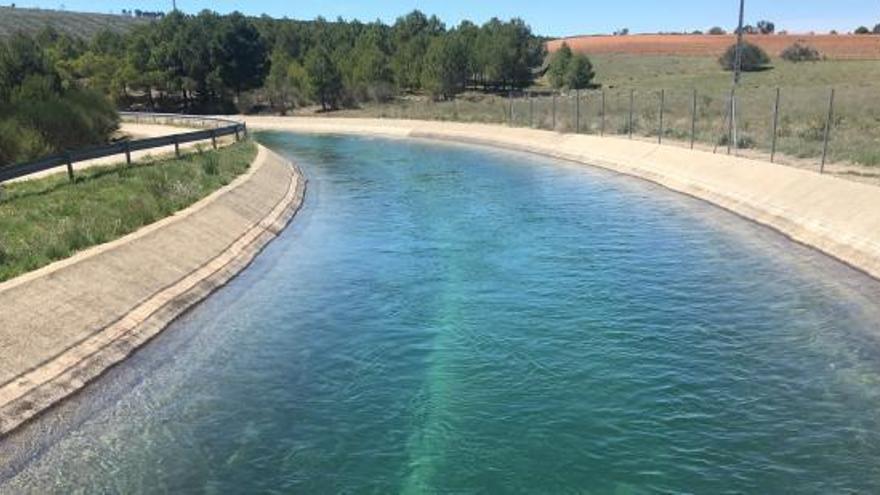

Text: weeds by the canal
xmin=0 ymin=141 xmax=255 ymax=282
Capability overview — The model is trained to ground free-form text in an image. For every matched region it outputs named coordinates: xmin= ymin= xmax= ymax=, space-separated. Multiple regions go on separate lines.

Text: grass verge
xmin=0 ymin=141 xmax=255 ymax=282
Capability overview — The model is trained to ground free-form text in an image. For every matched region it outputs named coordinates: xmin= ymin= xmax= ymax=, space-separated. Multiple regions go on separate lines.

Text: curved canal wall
xmin=0 ymin=144 xmax=305 ymax=436
xmin=245 ymin=117 xmax=880 ymax=281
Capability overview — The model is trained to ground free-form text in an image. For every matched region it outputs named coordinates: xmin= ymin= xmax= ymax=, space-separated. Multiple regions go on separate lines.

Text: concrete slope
xmin=245 ymin=116 xmax=880 ymax=280
xmin=0 ymin=144 xmax=305 ymax=436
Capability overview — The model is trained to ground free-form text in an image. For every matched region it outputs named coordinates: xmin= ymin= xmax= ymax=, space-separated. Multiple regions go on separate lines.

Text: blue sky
xmin=10 ymin=0 xmax=879 ymax=36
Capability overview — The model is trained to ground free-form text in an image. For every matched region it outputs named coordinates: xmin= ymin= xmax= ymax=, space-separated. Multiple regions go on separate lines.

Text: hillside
xmin=0 ymin=6 xmax=150 ymax=38
xmin=547 ymin=33 xmax=880 ymax=60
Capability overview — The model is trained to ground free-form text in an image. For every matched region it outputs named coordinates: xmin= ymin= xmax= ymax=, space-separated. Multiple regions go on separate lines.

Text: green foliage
xmin=214 ymin=12 xmax=269 ymax=95
xmin=756 ymin=20 xmax=775 ymax=34
xmin=547 ymin=43 xmax=573 ymax=89
xmin=547 ymin=44 xmax=594 ymax=90
xmin=305 ymin=46 xmax=343 ymax=111
xmin=719 ymin=42 xmax=771 ymax=72
xmin=708 ymin=27 xmax=726 ymax=35
xmin=265 ymin=48 xmax=307 ymax=113
xmin=4 ymin=8 xmax=544 ymax=114
xmin=565 ymin=54 xmax=595 ymax=90
xmin=781 ymin=43 xmax=821 ymax=62
xmin=421 ymin=35 xmax=467 ymax=99
xmin=0 ymin=32 xmax=118 ymax=166
xmin=0 ymin=141 xmax=255 ymax=282
xmin=855 ymin=26 xmax=870 ymax=35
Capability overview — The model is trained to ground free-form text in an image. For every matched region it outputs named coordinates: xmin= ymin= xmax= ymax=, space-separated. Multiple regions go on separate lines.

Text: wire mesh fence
xmin=360 ymin=85 xmax=879 ymax=173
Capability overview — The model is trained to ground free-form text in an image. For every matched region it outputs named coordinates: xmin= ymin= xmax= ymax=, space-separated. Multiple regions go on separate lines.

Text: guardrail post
xmin=66 ymin=152 xmax=74 ymax=182
xmin=600 ymin=90 xmax=606 ymax=137
xmin=125 ymin=141 xmax=132 ymax=165
xmin=211 ymin=128 xmax=218 ymax=150
xmin=234 ymin=126 xmax=240 ymax=142
xmin=820 ymin=88 xmax=835 ymax=174
xmin=770 ymin=87 xmax=780 ymax=162
xmin=658 ymin=89 xmax=665 ymax=144
xmin=174 ymin=135 xmax=181 ymax=158
xmin=690 ymin=89 xmax=697 ymax=149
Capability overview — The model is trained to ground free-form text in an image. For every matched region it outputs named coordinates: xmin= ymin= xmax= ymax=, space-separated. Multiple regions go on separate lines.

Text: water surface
xmin=3 ymin=133 xmax=880 ymax=493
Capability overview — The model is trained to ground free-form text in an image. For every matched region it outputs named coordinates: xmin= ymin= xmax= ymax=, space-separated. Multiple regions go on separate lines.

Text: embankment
xmin=245 ymin=117 xmax=880 ymax=281
xmin=0 ymin=143 xmax=305 ymax=436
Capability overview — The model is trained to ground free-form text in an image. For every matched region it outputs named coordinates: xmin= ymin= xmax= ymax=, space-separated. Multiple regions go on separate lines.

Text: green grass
xmin=333 ymin=55 xmax=880 ymax=168
xmin=0 ymin=6 xmax=149 ymax=39
xmin=0 ymin=141 xmax=255 ymax=282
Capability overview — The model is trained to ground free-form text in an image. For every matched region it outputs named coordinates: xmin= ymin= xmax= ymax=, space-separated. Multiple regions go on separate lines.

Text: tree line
xmin=0 ymin=9 xmax=546 ymax=164
xmin=5 ymin=10 xmax=546 ymax=115
xmin=0 ymin=32 xmax=118 ymax=166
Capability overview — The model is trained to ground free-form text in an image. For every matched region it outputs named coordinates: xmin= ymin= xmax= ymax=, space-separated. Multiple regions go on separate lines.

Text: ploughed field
xmin=547 ymin=34 xmax=880 ymax=60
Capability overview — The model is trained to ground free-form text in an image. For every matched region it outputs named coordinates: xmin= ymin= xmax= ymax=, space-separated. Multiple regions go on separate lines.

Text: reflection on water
xmin=3 ymin=133 xmax=880 ymax=493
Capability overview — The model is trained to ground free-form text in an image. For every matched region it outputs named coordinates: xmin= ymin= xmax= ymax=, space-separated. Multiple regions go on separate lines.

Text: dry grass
xmin=327 ymin=54 xmax=880 ymax=172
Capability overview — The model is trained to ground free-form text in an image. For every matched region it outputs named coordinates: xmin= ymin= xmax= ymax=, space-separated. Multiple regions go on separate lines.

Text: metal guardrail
xmin=0 ymin=113 xmax=247 ymax=183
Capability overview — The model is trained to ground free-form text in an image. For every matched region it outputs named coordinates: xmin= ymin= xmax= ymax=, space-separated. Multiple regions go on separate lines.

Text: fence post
xmin=243 ymin=123 xmax=248 ymax=139
xmin=820 ymin=88 xmax=836 ymax=174
xmin=211 ymin=128 xmax=218 ymax=150
xmin=234 ymin=126 xmax=240 ymax=142
xmin=125 ymin=141 xmax=132 ymax=165
xmin=66 ymin=152 xmax=74 ymax=183
xmin=528 ymin=91 xmax=534 ymax=128
xmin=727 ymin=87 xmax=736 ymax=155
xmin=628 ymin=89 xmax=634 ymax=139
xmin=508 ymin=91 xmax=514 ymax=126
xmin=770 ymin=87 xmax=780 ymax=163
xmin=600 ymin=90 xmax=606 ymax=137
xmin=690 ymin=89 xmax=697 ymax=149
xmin=552 ymin=92 xmax=557 ymax=131
xmin=658 ymin=89 xmax=665 ymax=144
xmin=174 ymin=135 xmax=181 ymax=158
xmin=575 ymin=89 xmax=581 ymax=133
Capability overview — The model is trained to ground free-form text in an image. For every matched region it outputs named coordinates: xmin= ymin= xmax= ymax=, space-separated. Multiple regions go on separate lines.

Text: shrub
xmin=708 ymin=27 xmax=726 ymax=35
xmin=718 ymin=42 xmax=771 ymax=71
xmin=874 ymin=24 xmax=880 ymax=34
xmin=757 ymin=20 xmax=775 ymax=35
xmin=780 ymin=43 xmax=821 ymax=62
xmin=855 ymin=26 xmax=870 ymax=34
xmin=564 ymin=54 xmax=595 ymax=90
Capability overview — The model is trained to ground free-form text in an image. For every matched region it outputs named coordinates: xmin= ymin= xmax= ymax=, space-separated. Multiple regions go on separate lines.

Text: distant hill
xmin=0 ymin=6 xmax=152 ymax=39
xmin=548 ymin=34 xmax=880 ymax=60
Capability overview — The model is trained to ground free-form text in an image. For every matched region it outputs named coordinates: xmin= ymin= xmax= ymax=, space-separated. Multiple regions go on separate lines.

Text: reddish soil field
xmin=547 ymin=34 xmax=880 ymax=60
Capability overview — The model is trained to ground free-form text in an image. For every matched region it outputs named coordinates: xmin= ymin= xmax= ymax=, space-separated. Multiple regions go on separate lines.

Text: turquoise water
xmin=3 ymin=133 xmax=880 ymax=493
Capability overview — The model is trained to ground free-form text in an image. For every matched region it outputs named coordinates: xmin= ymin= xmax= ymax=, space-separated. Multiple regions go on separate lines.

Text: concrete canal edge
xmin=245 ymin=117 xmax=880 ymax=282
xmin=0 ymin=144 xmax=306 ymax=437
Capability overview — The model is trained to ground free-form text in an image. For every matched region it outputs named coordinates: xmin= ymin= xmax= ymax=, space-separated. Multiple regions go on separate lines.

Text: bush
xmin=874 ymin=24 xmax=880 ymax=34
xmin=855 ymin=26 xmax=870 ymax=35
xmin=780 ymin=43 xmax=821 ymax=62
xmin=718 ymin=42 xmax=771 ymax=71
xmin=708 ymin=27 xmax=726 ymax=35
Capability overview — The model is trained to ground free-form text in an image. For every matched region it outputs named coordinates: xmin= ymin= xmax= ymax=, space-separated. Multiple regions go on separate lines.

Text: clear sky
xmin=9 ymin=0 xmax=879 ymax=36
